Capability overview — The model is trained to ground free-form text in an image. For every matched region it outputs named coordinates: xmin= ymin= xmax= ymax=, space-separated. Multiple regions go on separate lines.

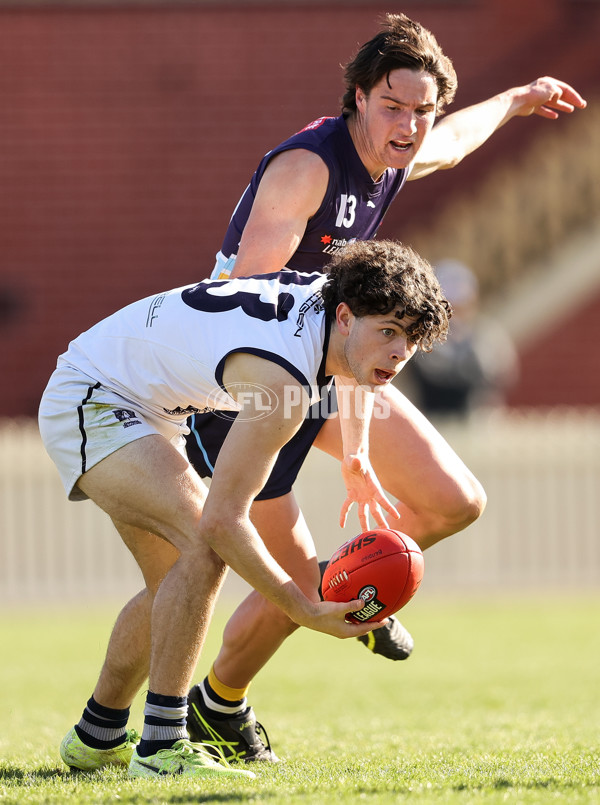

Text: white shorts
xmin=38 ymin=363 xmax=189 ymax=501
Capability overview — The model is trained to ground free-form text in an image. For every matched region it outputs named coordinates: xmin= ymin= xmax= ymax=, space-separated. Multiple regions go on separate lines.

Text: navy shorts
xmin=185 ymin=388 xmax=338 ymax=500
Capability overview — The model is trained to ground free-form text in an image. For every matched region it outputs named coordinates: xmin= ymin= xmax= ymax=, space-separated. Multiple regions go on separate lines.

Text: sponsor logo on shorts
xmin=113 ymin=408 xmax=142 ymax=428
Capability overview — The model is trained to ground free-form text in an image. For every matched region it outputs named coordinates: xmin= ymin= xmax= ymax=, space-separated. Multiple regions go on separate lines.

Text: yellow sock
xmin=208 ymin=665 xmax=250 ymax=703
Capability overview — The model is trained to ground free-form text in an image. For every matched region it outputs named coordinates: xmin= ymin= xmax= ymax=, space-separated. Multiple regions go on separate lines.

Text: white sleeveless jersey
xmin=58 ymin=271 xmax=331 ymax=422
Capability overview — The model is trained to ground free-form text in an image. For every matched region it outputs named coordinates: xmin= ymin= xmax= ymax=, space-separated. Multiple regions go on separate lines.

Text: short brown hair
xmin=321 ymin=240 xmax=451 ymax=353
xmin=342 ymin=13 xmax=457 ymax=116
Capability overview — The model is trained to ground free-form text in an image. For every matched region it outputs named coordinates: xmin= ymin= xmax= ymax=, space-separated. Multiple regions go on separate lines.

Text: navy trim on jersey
xmin=316 ymin=313 xmax=332 ymax=390
xmin=78 ymin=382 xmax=101 ymax=475
xmin=239 ymin=270 xmax=323 ymax=285
xmin=214 ymin=348 xmax=313 ymax=400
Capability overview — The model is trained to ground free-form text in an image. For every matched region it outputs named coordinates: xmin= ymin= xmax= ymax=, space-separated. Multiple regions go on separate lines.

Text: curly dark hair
xmin=321 ymin=240 xmax=451 ymax=353
xmin=342 ymin=13 xmax=457 ymax=116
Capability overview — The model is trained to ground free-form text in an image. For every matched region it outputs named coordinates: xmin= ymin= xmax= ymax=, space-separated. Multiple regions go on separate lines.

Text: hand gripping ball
xmin=321 ymin=529 xmax=424 ymax=623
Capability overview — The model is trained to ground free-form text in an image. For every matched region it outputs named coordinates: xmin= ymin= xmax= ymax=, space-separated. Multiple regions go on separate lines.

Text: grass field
xmin=0 ymin=593 xmax=598 ymax=804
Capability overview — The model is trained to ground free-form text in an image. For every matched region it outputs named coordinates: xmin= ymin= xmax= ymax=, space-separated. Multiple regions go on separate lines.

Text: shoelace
xmin=254 ymin=721 xmax=273 ymax=755
xmin=126 ymin=728 xmax=141 ymax=745
xmin=182 ymin=738 xmax=237 ymax=769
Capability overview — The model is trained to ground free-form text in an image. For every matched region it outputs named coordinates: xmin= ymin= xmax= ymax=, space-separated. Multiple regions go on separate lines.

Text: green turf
xmin=1 ymin=594 xmax=599 ymax=803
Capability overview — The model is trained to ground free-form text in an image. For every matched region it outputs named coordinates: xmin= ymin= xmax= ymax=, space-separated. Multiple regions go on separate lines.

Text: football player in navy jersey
xmin=40 ymin=239 xmax=450 ymax=778
xmin=183 ymin=12 xmax=587 ymax=763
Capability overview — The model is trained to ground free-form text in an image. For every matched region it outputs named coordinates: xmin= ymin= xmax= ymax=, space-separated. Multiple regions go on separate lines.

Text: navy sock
xmin=136 ymin=691 xmax=188 ymax=757
xmin=74 ymin=695 xmax=130 ymax=749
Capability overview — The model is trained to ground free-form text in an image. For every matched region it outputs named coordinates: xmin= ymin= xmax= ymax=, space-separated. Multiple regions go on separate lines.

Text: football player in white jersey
xmin=39 ymin=239 xmax=450 ymax=779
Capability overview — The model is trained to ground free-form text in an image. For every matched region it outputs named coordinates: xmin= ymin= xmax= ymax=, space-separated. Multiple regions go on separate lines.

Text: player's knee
xmin=420 ymin=475 xmax=486 ymax=548
xmin=444 ymin=475 xmax=487 ymax=533
xmin=459 ymin=478 xmax=487 ymax=527
xmin=181 ymin=531 xmax=227 ymax=587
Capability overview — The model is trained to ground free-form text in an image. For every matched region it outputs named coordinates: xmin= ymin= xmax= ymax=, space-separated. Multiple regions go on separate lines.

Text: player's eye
xmin=382 ymin=327 xmax=396 ymax=337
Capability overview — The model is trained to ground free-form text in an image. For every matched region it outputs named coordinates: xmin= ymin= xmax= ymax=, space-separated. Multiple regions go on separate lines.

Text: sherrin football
xmin=321 ymin=528 xmax=424 ymax=623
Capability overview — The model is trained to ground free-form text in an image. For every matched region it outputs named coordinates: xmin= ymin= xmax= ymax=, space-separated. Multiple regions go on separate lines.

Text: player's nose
xmin=390 ymin=338 xmax=415 ymax=364
xmin=396 ymin=110 xmax=417 ymax=136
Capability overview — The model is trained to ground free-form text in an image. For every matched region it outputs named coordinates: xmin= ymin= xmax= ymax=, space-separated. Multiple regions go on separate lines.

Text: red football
xmin=321 ymin=528 xmax=424 ymax=623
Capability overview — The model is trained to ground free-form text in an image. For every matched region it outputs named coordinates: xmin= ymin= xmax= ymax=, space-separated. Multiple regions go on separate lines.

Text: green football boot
xmin=60 ymin=726 xmax=140 ymax=771
xmin=128 ymin=738 xmax=256 ymax=779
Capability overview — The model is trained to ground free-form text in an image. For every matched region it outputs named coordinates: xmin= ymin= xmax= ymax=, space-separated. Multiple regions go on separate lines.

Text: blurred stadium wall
xmin=0 ymin=0 xmax=599 ymax=414
xmin=1 ymin=411 xmax=599 ymax=602
xmin=0 ymin=1 xmax=599 ymax=599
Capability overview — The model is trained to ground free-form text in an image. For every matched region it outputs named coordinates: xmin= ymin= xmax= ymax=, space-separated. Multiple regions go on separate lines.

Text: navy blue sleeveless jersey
xmin=189 ymin=115 xmax=409 ymax=500
xmin=220 ymin=115 xmax=408 ymax=272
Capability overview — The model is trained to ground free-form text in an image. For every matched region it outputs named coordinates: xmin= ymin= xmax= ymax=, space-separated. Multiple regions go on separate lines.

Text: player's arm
xmin=197 ymin=353 xmax=372 ymax=638
xmin=408 ymin=77 xmax=587 ymax=181
xmin=230 ymin=149 xmax=330 ymax=277
xmin=335 ymin=374 xmax=400 ymax=531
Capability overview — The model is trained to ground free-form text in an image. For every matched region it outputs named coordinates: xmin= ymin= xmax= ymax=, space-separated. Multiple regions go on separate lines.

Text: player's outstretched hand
xmin=297 ymin=597 xmax=385 ymax=640
xmin=339 ymin=454 xmax=400 ymax=531
xmin=514 ymin=77 xmax=587 ymax=119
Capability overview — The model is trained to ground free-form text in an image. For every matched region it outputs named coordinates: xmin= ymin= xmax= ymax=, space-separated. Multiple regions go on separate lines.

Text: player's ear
xmin=336 ymin=302 xmax=353 ymax=335
xmin=355 ymin=85 xmax=367 ymax=111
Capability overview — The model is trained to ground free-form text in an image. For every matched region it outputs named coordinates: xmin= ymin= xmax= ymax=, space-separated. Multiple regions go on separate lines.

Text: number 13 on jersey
xmin=336 ymin=194 xmax=357 ymax=228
